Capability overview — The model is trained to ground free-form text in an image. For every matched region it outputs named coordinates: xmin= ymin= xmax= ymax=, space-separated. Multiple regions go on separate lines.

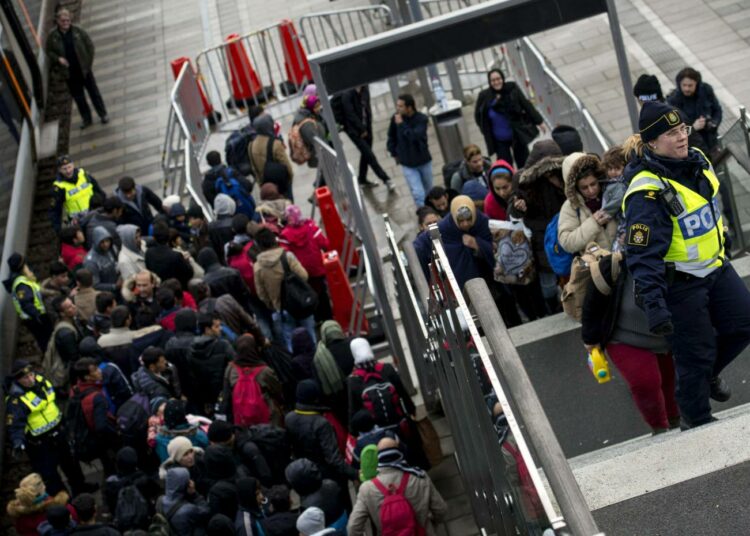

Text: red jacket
xmin=483 ymin=192 xmax=509 ymax=221
xmin=280 ymin=221 xmax=329 ymax=278
xmin=61 ymin=242 xmax=86 ymax=271
xmin=228 ymin=240 xmax=256 ymax=293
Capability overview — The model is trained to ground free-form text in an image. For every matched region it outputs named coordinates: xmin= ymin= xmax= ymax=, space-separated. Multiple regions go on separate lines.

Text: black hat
xmin=56 ymin=154 xmax=72 ymax=167
xmin=7 ymin=252 xmax=24 ymax=273
xmin=169 ymin=203 xmax=186 ymax=217
xmin=639 ymin=101 xmax=686 ymax=143
xmin=207 ymin=420 xmax=234 ymax=443
xmin=633 ymin=74 xmax=663 ymax=102
xmin=11 ymin=359 xmax=33 ymax=379
xmin=164 ymin=399 xmax=187 ymax=429
xmin=187 ymin=205 xmax=205 ymax=219
xmin=296 ymin=379 xmax=321 ymax=405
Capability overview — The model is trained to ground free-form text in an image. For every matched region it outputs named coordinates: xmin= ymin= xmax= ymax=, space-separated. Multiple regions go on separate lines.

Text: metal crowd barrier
xmin=299 ymin=5 xmax=394 ymax=54
xmin=392 ymin=223 xmax=600 ymax=535
xmin=505 ymin=38 xmax=611 ymax=154
xmin=716 ymin=106 xmax=750 ymax=253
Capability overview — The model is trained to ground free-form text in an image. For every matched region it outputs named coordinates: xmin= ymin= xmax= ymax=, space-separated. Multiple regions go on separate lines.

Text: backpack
xmin=279 ymin=252 xmax=318 ymax=320
xmin=66 ymin=387 xmax=99 ymax=462
xmin=352 ymin=363 xmax=405 ymax=426
xmin=329 ymin=94 xmax=345 ymax=129
xmin=544 ymin=212 xmax=575 ymax=277
xmin=116 ymin=392 xmax=151 ymax=447
xmin=215 ymin=170 xmax=256 ymax=219
xmin=261 ymin=344 xmax=297 ymax=405
xmin=243 ymin=424 xmax=291 ymax=480
xmin=225 ymin=125 xmax=256 ymax=177
xmin=149 ymin=498 xmax=185 ymax=536
xmin=441 ymin=158 xmax=463 ymax=188
xmin=114 ymin=484 xmax=150 ymax=531
xmin=560 ymin=243 xmax=618 ymax=321
xmin=490 ymin=219 xmax=535 ymax=285
xmin=288 ymin=118 xmax=315 ymax=164
xmin=232 ymin=363 xmax=271 ymax=426
xmin=372 ymin=473 xmax=425 ymax=536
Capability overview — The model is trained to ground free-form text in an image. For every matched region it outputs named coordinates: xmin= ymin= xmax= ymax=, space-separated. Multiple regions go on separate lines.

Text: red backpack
xmin=372 ymin=473 xmax=425 ymax=536
xmin=352 ymin=363 xmax=405 ymax=426
xmin=232 ymin=364 xmax=271 ymax=426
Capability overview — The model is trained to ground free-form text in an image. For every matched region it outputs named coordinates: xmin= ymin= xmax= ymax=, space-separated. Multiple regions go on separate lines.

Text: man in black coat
xmin=115 ymin=176 xmax=164 ymax=234
xmin=145 ymin=222 xmax=193 ymax=288
xmin=196 ymin=247 xmax=251 ymax=308
xmin=667 ymin=66 xmax=722 ymax=153
xmin=340 ymin=85 xmax=393 ymax=190
xmin=83 ymin=196 xmax=123 ymax=251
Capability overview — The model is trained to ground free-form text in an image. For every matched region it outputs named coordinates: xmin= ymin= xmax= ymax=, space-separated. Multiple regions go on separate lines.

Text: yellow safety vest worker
xmin=53 ymin=168 xmax=94 ymax=218
xmin=11 ymin=275 xmax=45 ymax=320
xmin=17 ymin=376 xmax=61 ymax=436
xmin=623 ymin=154 xmax=724 ymax=278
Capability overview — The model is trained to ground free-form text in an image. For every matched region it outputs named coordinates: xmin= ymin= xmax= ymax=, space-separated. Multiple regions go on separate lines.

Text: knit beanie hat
xmin=296 ymin=379 xmax=321 ymax=405
xmin=638 ymin=101 xmax=686 ymax=143
xmin=561 ymin=152 xmax=587 ymax=186
xmin=297 ymin=506 xmax=326 ymax=536
xmin=633 ymin=74 xmax=663 ymax=102
xmin=207 ymin=420 xmax=234 ymax=444
xmin=166 ymin=436 xmax=194 ymax=464
xmin=164 ymin=399 xmax=188 ymax=429
xmin=350 ymin=337 xmax=375 ymax=365
xmin=551 ymin=125 xmax=583 ymax=155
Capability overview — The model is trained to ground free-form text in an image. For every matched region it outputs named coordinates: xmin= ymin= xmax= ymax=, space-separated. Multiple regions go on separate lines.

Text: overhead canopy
xmin=308 ymin=0 xmax=609 ymax=93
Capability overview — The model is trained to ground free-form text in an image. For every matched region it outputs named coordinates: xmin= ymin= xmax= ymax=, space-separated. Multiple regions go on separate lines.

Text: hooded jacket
xmin=116 ymin=224 xmax=146 ymax=280
xmin=160 ymin=467 xmax=211 ymax=535
xmin=450 ymin=156 xmax=492 ymax=193
xmin=84 ymin=210 xmax=121 ymax=252
xmin=557 ymin=154 xmax=618 ymax=254
xmin=249 ymin=115 xmax=294 ymax=185
xmin=145 ymin=241 xmax=194 ymax=289
xmin=83 ymin=226 xmax=120 ymax=292
xmin=254 ymin=248 xmax=308 ymax=312
xmin=207 ymin=194 xmax=236 ymax=264
xmin=279 ymin=220 xmax=329 ymax=278
xmin=197 ymin=248 xmax=252 ymax=307
xmin=285 ymin=458 xmax=346 ymax=525
xmin=131 ymin=364 xmax=181 ymax=400
xmin=188 ymin=335 xmax=235 ymax=408
xmin=482 ymin=159 xmax=519 ymax=221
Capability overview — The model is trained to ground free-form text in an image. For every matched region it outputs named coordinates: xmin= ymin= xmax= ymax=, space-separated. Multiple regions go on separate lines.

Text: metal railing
xmin=716 ymin=106 xmax=750 ymax=253
xmin=390 ymin=222 xmax=600 ymax=534
xmin=299 ymin=5 xmax=394 ymax=53
xmin=505 ymin=38 xmax=611 ymax=154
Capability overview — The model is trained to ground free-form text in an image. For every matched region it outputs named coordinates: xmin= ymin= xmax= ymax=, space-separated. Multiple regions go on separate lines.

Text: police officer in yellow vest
xmin=50 ymin=154 xmax=103 ymax=232
xmin=5 ymin=360 xmax=88 ymax=496
xmin=2 ymin=252 xmax=54 ymax=352
xmin=623 ymin=101 xmax=750 ymax=428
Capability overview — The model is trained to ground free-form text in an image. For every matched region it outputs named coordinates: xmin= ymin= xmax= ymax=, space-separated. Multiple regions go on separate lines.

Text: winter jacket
xmin=340 ymin=86 xmax=373 ymax=137
xmin=347 ymin=467 xmax=448 ymax=536
xmin=7 ymin=491 xmax=75 ymax=536
xmin=667 ymin=79 xmax=721 ymax=149
xmin=84 ymin=211 xmax=121 ymax=252
xmin=557 ymin=154 xmax=618 ymax=255
xmin=285 ymin=458 xmax=346 ymax=525
xmin=279 ymin=221 xmax=329 ymax=278
xmin=188 ymin=335 xmax=235 ymax=408
xmin=99 ymin=361 xmax=132 ymax=411
xmin=255 ymin=248 xmax=308 ymax=312
xmin=347 ymin=362 xmax=415 ymax=425
xmin=155 ymin=425 xmax=210 ymax=463
xmin=98 ymin=327 xmax=139 ymax=378
xmin=45 ymin=25 xmax=94 ymax=79
xmin=386 ymin=112 xmax=431 ymax=167
xmin=207 ymin=217 xmax=234 ymax=265
xmin=73 ymin=286 xmax=98 ymax=321
xmin=115 ymin=185 xmax=164 ymax=234
xmin=293 ymin=107 xmax=327 ymax=168
xmin=116 ymin=224 xmax=146 ymax=280
xmin=83 ymin=226 xmax=120 ymax=292
xmin=249 ymin=136 xmax=294 ymax=186
xmin=261 ymin=511 xmax=299 ymax=536
xmin=61 ymin=242 xmax=87 ymax=271
xmin=474 ymin=81 xmax=543 ymax=157
xmin=70 ymin=381 xmax=117 ymax=439
xmin=159 ymin=467 xmax=211 ymax=535
xmin=131 ymin=364 xmax=181 ymax=400
xmin=222 ymin=362 xmax=284 ymax=427
xmin=198 ymin=295 xmax=256 ymax=338
xmin=145 ymin=243 xmax=194 ymax=289
xmin=70 ymin=523 xmax=121 ymax=535
xmin=202 ymin=165 xmax=253 ymax=208
xmin=49 ymin=169 xmax=104 ymax=232
xmin=197 ymin=248 xmax=252 ymax=307
xmin=450 ymin=157 xmax=492 ymax=193
xmin=285 ymin=405 xmax=357 ymax=483
xmin=516 ymin=156 xmax=567 ymax=271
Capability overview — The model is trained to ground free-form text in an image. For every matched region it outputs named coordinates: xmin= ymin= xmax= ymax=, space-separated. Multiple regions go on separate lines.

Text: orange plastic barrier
xmin=225 ymin=33 xmax=263 ymax=102
xmin=323 ymin=250 xmax=368 ymax=334
xmin=315 ymin=186 xmax=360 ymax=269
xmin=278 ymin=20 xmax=312 ymax=87
xmin=170 ymin=57 xmax=215 ymax=119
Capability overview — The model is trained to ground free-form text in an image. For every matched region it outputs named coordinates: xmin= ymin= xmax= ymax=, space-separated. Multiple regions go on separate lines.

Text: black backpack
xmin=262 ymin=344 xmax=297 ymax=405
xmin=243 ymin=424 xmax=290 ymax=481
xmin=225 ymin=125 xmax=256 ymax=177
xmin=114 ymin=483 xmax=149 ymax=531
xmin=442 ymin=158 xmax=463 ymax=188
xmin=279 ymin=252 xmax=318 ymax=320
xmin=116 ymin=393 xmax=151 ymax=448
xmin=66 ymin=387 xmax=99 ymax=462
xmin=329 ymin=94 xmax=346 ymax=129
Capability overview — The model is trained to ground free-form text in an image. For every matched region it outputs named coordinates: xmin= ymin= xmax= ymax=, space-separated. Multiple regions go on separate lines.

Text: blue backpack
xmin=215 ymin=170 xmax=256 ymax=219
xmin=544 ymin=212 xmax=574 ymax=276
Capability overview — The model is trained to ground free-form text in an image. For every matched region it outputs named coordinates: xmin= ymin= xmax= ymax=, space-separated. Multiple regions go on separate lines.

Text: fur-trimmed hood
xmin=7 ymin=490 xmax=69 ymax=518
xmin=563 ymin=154 xmax=605 ymax=208
xmin=517 ymin=155 xmax=565 ymax=187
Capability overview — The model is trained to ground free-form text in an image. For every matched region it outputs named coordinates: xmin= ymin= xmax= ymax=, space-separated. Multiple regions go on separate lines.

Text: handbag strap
xmin=264 ymin=136 xmax=275 ymax=177
xmin=279 ymin=251 xmax=290 ymax=274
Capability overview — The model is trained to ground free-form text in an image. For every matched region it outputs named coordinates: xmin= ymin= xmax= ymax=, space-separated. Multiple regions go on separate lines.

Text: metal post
xmin=606 ymin=0 xmax=638 ymax=132
xmin=444 ymin=59 xmax=466 ymax=103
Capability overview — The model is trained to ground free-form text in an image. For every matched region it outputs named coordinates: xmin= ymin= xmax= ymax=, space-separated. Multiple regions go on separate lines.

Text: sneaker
xmin=710 ymin=376 xmax=731 ymax=402
xmin=359 ymin=444 xmax=378 ymax=482
xmin=100 ymin=114 xmax=109 ymax=124
xmin=359 ymin=179 xmax=379 ymax=188
xmin=385 ymin=180 xmax=396 ymax=193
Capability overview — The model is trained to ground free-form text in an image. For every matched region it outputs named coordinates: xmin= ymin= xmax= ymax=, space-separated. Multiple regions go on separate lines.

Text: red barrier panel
xmin=315 ymin=186 xmax=360 ymax=269
xmin=278 ymin=19 xmax=312 ymax=87
xmin=225 ymin=34 xmax=263 ymax=102
xmin=170 ymin=57 xmax=215 ymax=119
xmin=323 ymin=250 xmax=368 ymax=334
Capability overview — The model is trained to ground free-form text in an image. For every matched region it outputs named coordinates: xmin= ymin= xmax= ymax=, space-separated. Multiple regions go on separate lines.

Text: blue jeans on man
xmin=272 ymin=310 xmax=316 ymax=352
xmin=402 ymin=161 xmax=433 ymax=207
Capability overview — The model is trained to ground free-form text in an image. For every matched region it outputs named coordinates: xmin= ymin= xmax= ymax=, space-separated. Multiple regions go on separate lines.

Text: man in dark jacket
xmin=190 ymin=279 xmax=258 ymax=337
xmin=79 ymin=336 xmax=132 ymax=411
xmin=115 ymin=176 xmax=164 ymax=234
xmin=127 ymin=270 xmax=161 ymax=329
xmin=83 ymin=196 xmax=123 ymax=251
xmin=340 ymin=85 xmax=393 ymax=189
xmin=71 ymin=493 xmax=121 ymax=535
xmin=203 ymin=151 xmax=253 ymax=207
xmin=83 ymin=227 xmax=120 ymax=293
xmin=196 ymin=247 xmax=252 ymax=308
xmin=387 ymin=93 xmax=432 ymax=206
xmin=667 ymin=67 xmax=722 ymax=153
xmin=145 ymin=222 xmax=193 ymax=288
xmin=98 ymin=306 xmax=139 ymax=378
xmin=45 ymin=8 xmax=107 ymax=128
xmin=131 ymin=346 xmax=181 ymax=400
xmin=188 ymin=313 xmax=235 ymax=414
xmin=47 ymin=296 xmax=93 ymax=392
xmin=284 ymin=458 xmax=347 ymax=527
xmin=165 ymin=308 xmax=197 ymax=390
xmin=208 ymin=194 xmax=236 ymax=264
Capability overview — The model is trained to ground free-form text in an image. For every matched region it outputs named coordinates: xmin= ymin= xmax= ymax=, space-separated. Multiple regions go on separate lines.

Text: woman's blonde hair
xmin=463 ymin=144 xmax=482 ymax=161
xmin=622 ymin=134 xmax=645 ymax=160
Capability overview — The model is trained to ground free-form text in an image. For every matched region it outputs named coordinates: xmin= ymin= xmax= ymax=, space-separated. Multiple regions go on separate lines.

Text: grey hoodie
xmin=161 ymin=467 xmax=210 ymax=534
xmin=84 ymin=226 xmax=120 ymax=292
xmin=117 ymin=224 xmax=141 ymax=253
xmin=213 ymin=193 xmax=237 ymax=218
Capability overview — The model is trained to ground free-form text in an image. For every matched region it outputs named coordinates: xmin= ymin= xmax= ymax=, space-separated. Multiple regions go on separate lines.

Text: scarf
xmin=313 ymin=321 xmax=346 ymax=395
xmin=377 ymin=447 xmax=425 ymax=478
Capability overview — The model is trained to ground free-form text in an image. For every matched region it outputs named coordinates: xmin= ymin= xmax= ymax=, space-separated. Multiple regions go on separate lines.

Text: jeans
xmin=272 ymin=310 xmax=316 ymax=352
xmin=402 ymin=161 xmax=433 ymax=207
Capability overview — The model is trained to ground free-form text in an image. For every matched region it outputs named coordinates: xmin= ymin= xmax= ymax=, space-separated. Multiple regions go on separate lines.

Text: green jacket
xmin=45 ymin=26 xmax=94 ymax=79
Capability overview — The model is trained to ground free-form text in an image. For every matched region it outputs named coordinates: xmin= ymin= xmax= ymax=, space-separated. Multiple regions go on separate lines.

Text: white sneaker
xmin=385 ymin=180 xmax=396 ymax=193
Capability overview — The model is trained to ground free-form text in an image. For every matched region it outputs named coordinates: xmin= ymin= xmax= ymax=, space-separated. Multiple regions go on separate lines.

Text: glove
xmin=651 ymin=321 xmax=674 ymax=336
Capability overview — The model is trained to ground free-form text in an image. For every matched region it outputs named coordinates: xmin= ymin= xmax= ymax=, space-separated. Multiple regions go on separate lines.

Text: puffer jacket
xmin=284 ymin=458 xmax=346 ymax=526
xmin=83 ymin=226 xmax=120 ymax=292
xmin=254 ymin=248 xmax=308 ymax=311
xmin=131 ymin=364 xmax=180 ymax=400
xmin=516 ymin=156 xmax=567 ymax=271
xmin=557 ymin=154 xmax=618 ymax=255
xmin=159 ymin=467 xmax=211 ymax=535
xmin=279 ymin=221 xmax=329 ymax=278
